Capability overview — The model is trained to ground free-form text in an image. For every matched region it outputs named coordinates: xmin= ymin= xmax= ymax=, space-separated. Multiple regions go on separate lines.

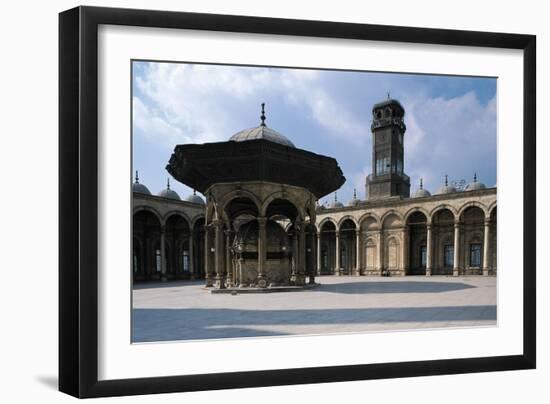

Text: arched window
xmin=444 ymin=245 xmax=454 ymax=268
xmin=182 ymin=249 xmax=189 ymax=272
xmin=470 ymin=243 xmax=482 ymax=267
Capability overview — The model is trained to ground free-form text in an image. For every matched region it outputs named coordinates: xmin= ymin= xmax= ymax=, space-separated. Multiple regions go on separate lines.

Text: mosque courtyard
xmin=132 ymin=276 xmax=496 ymax=342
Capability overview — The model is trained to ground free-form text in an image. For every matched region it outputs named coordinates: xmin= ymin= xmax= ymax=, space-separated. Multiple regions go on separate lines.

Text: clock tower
xmin=366 ymin=98 xmax=410 ymax=200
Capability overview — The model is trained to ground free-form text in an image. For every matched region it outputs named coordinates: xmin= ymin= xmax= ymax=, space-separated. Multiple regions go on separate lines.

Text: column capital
xmin=257 ymin=216 xmax=268 ymax=226
xmin=211 ymin=219 xmax=224 ymax=228
xmin=484 ymin=218 xmax=492 ymax=226
xmin=454 ymin=220 xmax=461 ymax=228
xmin=426 ymin=224 xmax=432 ymax=230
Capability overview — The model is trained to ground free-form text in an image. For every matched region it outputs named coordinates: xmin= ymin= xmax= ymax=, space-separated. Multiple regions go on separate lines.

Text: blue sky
xmin=132 ymin=61 xmax=496 ymax=206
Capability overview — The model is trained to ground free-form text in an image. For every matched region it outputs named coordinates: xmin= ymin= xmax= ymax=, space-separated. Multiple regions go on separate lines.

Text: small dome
xmin=464 ymin=174 xmax=486 ymax=191
xmin=132 ymin=171 xmax=151 ymax=195
xmin=348 ymin=189 xmax=361 ymax=206
xmin=329 ymin=192 xmax=344 ymax=209
xmin=228 ymin=103 xmax=295 ymax=148
xmin=413 ymin=188 xmax=431 ymax=198
xmin=158 ymin=178 xmax=181 ymax=201
xmin=185 ymin=190 xmax=205 ymax=205
xmin=436 ymin=185 xmax=457 ymax=195
xmin=229 ymin=126 xmax=295 ymax=148
xmin=435 ymin=176 xmax=457 ymax=195
xmin=412 ymin=178 xmax=431 ymax=198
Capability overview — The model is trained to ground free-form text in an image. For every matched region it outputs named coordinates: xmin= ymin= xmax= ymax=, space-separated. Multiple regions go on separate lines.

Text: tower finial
xmin=474 ymin=172 xmax=478 ymax=182
xmin=167 ymin=177 xmax=170 ymax=190
xmin=387 ymin=91 xmax=390 ymax=100
xmin=334 ymin=192 xmax=338 ymax=202
xmin=420 ymin=178 xmax=423 ymax=189
xmin=193 ymin=189 xmax=197 ymax=195
xmin=260 ymin=102 xmax=266 ymax=127
xmin=135 ymin=170 xmax=139 ymax=183
xmin=445 ymin=174 xmax=448 ymax=187
xmin=353 ymin=188 xmax=357 ymax=199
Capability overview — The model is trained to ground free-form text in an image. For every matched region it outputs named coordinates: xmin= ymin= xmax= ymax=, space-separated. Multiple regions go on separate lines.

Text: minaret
xmin=366 ymin=97 xmax=410 ymax=199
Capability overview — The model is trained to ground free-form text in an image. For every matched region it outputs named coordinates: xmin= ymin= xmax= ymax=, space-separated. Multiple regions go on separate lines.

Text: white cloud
xmin=133 ymin=63 xmax=369 ymax=148
xmin=403 ymin=91 xmax=496 ymax=193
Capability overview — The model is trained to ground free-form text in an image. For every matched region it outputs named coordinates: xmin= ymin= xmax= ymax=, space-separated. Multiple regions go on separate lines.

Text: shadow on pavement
xmin=317 ymin=281 xmax=475 ymax=294
xmin=132 ymin=305 xmax=496 ymax=342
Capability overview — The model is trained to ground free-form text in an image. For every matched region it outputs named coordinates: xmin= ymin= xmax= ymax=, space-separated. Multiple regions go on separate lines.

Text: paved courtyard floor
xmin=132 ymin=276 xmax=496 ymax=343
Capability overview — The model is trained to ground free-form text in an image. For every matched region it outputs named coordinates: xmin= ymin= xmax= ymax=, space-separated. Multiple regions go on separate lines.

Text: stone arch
xmin=404 ymin=206 xmax=430 ymax=224
xmin=488 ymin=200 xmax=497 ymax=218
xmin=384 ymin=235 xmax=400 ymax=270
xmin=190 ymin=214 xmax=205 ymax=230
xmin=318 ymin=217 xmax=338 ymax=231
xmin=358 ymin=211 xmax=381 ymax=229
xmin=429 ymin=204 xmax=458 ymax=223
xmin=363 ymin=236 xmax=377 ymax=272
xmin=338 ymin=215 xmax=359 ymax=229
xmin=381 ymin=210 xmax=403 ymax=229
xmin=219 ymin=189 xmax=262 ymax=213
xmin=163 ymin=210 xmax=192 ymax=229
xmin=260 ymin=191 xmax=303 ymax=218
xmin=457 ymin=201 xmax=488 ymax=220
xmin=133 ymin=205 xmax=163 ymax=225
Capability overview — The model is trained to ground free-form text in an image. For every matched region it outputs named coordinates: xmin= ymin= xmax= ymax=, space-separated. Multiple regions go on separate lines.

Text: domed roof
xmin=348 ymin=189 xmax=361 ymax=206
xmin=228 ymin=103 xmax=295 ymax=148
xmin=329 ymin=192 xmax=344 ymax=209
xmin=464 ymin=173 xmax=486 ymax=191
xmin=412 ymin=178 xmax=431 ymax=198
xmin=132 ymin=171 xmax=151 ymax=195
xmin=229 ymin=126 xmax=295 ymax=148
xmin=315 ymin=200 xmax=326 ymax=212
xmin=184 ymin=190 xmax=205 ymax=205
xmin=435 ymin=175 xmax=457 ymax=195
xmin=157 ymin=178 xmax=181 ymax=201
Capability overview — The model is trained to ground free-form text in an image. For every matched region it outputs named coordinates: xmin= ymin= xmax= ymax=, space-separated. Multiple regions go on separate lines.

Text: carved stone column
xmin=453 ymin=221 xmax=460 ymax=277
xmin=291 ymin=227 xmax=298 ymax=283
xmin=401 ymin=226 xmax=408 ymax=276
xmin=316 ymin=232 xmax=321 ymax=276
xmin=297 ymin=219 xmax=306 ymax=285
xmin=257 ymin=216 xmax=267 ymax=287
xmin=204 ymin=224 xmax=213 ymax=287
xmin=483 ymin=218 xmax=491 ymax=276
xmin=213 ymin=220 xmax=225 ymax=289
xmin=426 ymin=224 xmax=432 ymax=276
xmin=355 ymin=229 xmax=361 ymax=276
xmin=377 ymin=229 xmax=383 ymax=276
xmin=160 ymin=225 xmax=167 ymax=282
xmin=225 ymin=229 xmax=233 ymax=287
xmin=335 ymin=230 xmax=341 ymax=276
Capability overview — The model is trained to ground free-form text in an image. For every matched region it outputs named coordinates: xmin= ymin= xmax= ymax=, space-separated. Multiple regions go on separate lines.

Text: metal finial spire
xmin=334 ymin=192 xmax=338 ymax=202
xmin=135 ymin=170 xmax=139 ymax=183
xmin=387 ymin=91 xmax=390 ymax=100
xmin=353 ymin=188 xmax=357 ymax=199
xmin=193 ymin=189 xmax=197 ymax=195
xmin=167 ymin=178 xmax=171 ymax=190
xmin=260 ymin=102 xmax=266 ymax=127
xmin=474 ymin=172 xmax=478 ymax=182
xmin=445 ymin=174 xmax=448 ymax=187
xmin=420 ymin=178 xmax=423 ymax=189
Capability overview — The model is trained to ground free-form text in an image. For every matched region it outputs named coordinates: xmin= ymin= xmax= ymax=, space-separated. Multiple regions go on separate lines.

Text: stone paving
xmin=132 ymin=276 xmax=496 ymax=342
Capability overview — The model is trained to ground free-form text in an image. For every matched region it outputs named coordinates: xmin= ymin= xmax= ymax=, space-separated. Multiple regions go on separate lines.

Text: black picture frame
xmin=59 ymin=5 xmax=536 ymax=398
